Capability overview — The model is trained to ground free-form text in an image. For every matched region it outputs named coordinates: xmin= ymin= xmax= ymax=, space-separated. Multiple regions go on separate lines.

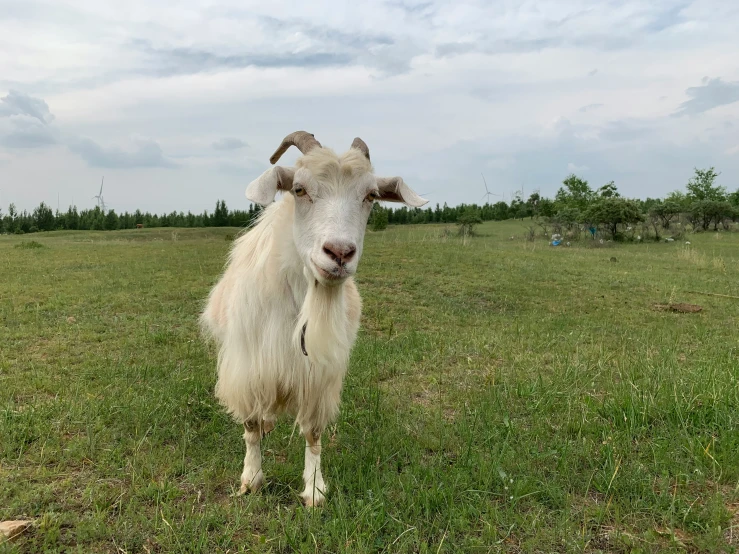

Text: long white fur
xmin=199 ymin=144 xmax=424 ymax=505
xmin=200 ymin=192 xmax=361 ymax=433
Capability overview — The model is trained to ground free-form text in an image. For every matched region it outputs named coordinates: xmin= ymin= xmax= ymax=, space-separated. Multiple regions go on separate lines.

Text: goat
xmin=200 ymin=131 xmax=427 ymax=506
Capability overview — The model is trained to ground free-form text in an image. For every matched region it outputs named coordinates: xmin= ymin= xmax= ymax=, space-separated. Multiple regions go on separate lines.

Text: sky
xmin=1 ymin=0 xmax=739 ymax=214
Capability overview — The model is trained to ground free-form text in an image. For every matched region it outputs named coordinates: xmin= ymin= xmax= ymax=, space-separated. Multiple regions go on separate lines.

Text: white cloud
xmin=212 ymin=137 xmax=247 ymax=150
xmin=1 ymin=0 xmax=739 ymax=212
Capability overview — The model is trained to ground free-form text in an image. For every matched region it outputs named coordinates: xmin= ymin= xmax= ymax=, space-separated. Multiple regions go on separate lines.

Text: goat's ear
xmin=245 ymin=166 xmax=295 ymax=206
xmin=376 ymin=177 xmax=428 ymax=207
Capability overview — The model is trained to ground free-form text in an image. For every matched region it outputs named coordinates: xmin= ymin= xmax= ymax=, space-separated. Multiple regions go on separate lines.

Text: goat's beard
xmin=293 ymin=269 xmax=351 ymax=369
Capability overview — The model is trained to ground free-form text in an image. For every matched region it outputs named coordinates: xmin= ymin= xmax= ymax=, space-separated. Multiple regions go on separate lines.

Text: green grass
xmin=1 ymin=222 xmax=738 ymax=553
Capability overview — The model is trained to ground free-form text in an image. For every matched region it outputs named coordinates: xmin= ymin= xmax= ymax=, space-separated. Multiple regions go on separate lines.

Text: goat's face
xmin=245 ymin=134 xmax=428 ymax=286
xmin=289 ymin=159 xmax=379 ymax=285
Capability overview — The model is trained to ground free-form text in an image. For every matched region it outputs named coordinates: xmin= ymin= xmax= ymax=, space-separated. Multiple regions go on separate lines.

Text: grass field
xmin=1 ymin=220 xmax=738 ymax=553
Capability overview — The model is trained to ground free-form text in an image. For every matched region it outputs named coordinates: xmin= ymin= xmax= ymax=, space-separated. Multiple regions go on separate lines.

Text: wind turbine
xmin=92 ymin=176 xmax=107 ymax=211
xmin=480 ymin=173 xmax=500 ymax=203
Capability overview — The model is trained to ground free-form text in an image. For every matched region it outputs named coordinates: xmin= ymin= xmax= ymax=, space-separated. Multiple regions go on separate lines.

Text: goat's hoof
xmin=300 ymin=489 xmax=326 ymax=507
xmin=239 ymin=470 xmax=264 ymax=495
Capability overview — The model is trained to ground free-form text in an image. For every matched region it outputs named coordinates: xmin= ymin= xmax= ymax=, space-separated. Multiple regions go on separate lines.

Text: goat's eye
xmin=366 ymin=191 xmax=380 ymax=201
xmin=294 ymin=186 xmax=307 ymax=197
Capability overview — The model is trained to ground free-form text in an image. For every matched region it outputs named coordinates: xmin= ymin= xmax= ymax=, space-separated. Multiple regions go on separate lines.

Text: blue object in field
xmin=552 ymin=240 xmax=561 ymax=246
xmin=589 ymin=226 xmax=596 ymax=237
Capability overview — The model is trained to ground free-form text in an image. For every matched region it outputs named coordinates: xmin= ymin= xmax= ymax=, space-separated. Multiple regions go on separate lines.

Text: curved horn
xmin=269 ymin=131 xmax=322 ymax=164
xmin=351 ymin=137 xmax=370 ymax=161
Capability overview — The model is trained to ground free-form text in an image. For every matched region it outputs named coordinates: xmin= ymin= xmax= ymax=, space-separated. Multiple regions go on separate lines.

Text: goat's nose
xmin=322 ymin=241 xmax=357 ymax=264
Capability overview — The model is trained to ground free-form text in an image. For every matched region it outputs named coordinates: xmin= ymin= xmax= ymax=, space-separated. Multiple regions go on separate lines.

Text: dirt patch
xmin=652 ymin=302 xmax=703 ymax=313
xmin=411 ymin=388 xmax=457 ymax=421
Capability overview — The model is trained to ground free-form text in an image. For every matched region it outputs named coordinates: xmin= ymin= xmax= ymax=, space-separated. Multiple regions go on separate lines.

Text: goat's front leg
xmin=239 ymin=420 xmax=264 ymax=494
xmin=300 ymin=427 xmax=326 ymax=507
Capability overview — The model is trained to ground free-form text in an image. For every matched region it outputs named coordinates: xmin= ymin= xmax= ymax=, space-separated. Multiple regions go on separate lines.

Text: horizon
xmin=2 ymin=168 xmax=719 ymax=217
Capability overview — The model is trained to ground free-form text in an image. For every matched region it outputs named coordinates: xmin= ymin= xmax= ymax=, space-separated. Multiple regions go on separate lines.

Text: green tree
xmin=89 ymin=206 xmax=104 ymax=230
xmin=33 ymin=202 xmax=55 ymax=231
xmin=583 ymin=198 xmax=643 ymax=240
xmin=665 ymin=190 xmax=691 ymax=211
xmin=491 ymin=201 xmax=509 ymax=221
xmin=538 ymin=198 xmax=556 ymax=218
xmin=66 ymin=206 xmax=80 ymax=230
xmin=639 ymin=197 xmax=660 ymax=214
xmin=686 ymin=167 xmax=726 ymax=202
xmin=213 ymin=200 xmax=229 ymax=227
xmin=526 ymin=192 xmax=541 ymax=217
xmin=369 ymin=204 xmax=389 ymax=231
xmin=597 ymin=181 xmax=620 ymax=198
xmin=104 ymin=209 xmax=120 ymax=230
xmin=649 ymin=200 xmax=681 ymax=229
xmin=555 ymin=174 xmax=594 ymax=211
xmin=688 ymin=200 xmax=734 ymax=231
xmin=509 ymin=192 xmax=529 ymax=220
xmin=456 ymin=207 xmax=482 ymax=237
xmin=552 ymin=207 xmax=582 ymax=231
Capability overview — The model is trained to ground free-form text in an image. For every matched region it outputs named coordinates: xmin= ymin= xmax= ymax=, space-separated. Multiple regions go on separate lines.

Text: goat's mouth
xmin=311 ymin=259 xmax=351 ymax=284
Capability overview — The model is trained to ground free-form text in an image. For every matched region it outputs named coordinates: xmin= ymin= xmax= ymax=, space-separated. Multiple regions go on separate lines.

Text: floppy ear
xmin=376 ymin=176 xmax=428 ymax=207
xmin=245 ymin=166 xmax=295 ymax=206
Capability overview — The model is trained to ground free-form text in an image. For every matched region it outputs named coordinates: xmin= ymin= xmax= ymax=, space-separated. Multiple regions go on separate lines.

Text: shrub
xmin=688 ymin=200 xmax=735 ymax=231
xmin=14 ymin=240 xmax=44 ymax=249
xmin=583 ymin=198 xmax=643 ymax=240
xmin=649 ymin=200 xmax=681 ymax=229
xmin=456 ymin=208 xmax=482 ymax=236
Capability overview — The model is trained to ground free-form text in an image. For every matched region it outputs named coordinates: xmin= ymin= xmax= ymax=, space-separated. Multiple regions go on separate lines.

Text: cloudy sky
xmin=1 ymin=0 xmax=738 ymax=214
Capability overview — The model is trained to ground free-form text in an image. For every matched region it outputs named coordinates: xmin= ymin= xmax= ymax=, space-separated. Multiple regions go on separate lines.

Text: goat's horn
xmin=269 ymin=131 xmax=322 ymax=164
xmin=351 ymin=137 xmax=370 ymax=161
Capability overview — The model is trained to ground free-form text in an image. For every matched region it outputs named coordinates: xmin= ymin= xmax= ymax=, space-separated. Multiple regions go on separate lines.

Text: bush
xmin=583 ymin=198 xmax=643 ymax=240
xmin=688 ymin=200 xmax=735 ymax=231
xmin=549 ymin=207 xmax=581 ymax=234
xmin=14 ymin=240 xmax=44 ymax=249
xmin=649 ymin=200 xmax=681 ymax=229
xmin=456 ymin=208 xmax=482 ymax=236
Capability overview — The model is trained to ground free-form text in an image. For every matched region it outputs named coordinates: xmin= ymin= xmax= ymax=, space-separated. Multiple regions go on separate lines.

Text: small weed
xmin=677 ymin=245 xmax=708 ymax=268
xmin=14 ymin=240 xmax=45 ymax=249
xmin=712 ymin=256 xmax=727 ymax=273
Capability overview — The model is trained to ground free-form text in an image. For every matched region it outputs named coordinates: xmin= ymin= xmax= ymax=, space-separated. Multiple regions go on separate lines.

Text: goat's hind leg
xmin=300 ymin=427 xmax=327 ymax=507
xmin=239 ymin=419 xmax=265 ymax=494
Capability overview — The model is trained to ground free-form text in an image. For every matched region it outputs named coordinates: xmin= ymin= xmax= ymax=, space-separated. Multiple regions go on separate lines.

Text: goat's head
xmin=245 ymin=131 xmax=428 ymax=286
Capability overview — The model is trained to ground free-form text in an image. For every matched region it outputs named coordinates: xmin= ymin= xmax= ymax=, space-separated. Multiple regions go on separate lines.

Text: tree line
xmin=369 ymin=167 xmax=739 ymax=239
xmin=2 ymin=168 xmax=738 ymax=238
xmin=0 ymin=200 xmax=262 ymax=234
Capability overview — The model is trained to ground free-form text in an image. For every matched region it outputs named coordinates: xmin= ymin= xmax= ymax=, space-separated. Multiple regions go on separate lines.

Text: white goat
xmin=200 ymin=131 xmax=427 ymax=506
